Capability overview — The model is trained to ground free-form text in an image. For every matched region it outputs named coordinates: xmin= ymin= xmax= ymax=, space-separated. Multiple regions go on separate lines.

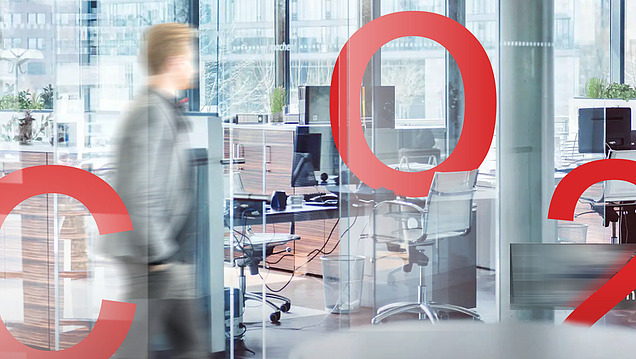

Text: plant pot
xmin=270 ymin=111 xmax=284 ymax=123
xmin=18 ymin=118 xmax=33 ymax=144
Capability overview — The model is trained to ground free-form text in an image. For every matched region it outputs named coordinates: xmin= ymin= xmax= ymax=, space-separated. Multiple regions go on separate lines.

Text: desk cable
xmin=230 ymin=210 xmax=337 ymax=293
xmin=307 ymin=207 xmax=361 ymax=258
xmin=234 ymin=205 xmax=362 ymax=293
xmin=244 ymin=270 xmax=363 ymax=332
xmin=258 ymin=218 xmax=340 ymax=293
xmin=259 ymin=208 xmax=364 ymax=293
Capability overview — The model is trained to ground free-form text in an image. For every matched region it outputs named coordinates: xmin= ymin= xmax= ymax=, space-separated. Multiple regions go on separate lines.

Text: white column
xmin=498 ymin=0 xmax=556 ymax=322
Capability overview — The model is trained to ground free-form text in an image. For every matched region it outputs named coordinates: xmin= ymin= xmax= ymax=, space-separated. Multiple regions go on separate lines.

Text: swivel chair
xmin=224 ymin=172 xmax=297 ymax=323
xmin=370 ymin=170 xmax=480 ymax=324
xmin=230 ymin=230 xmax=298 ymax=323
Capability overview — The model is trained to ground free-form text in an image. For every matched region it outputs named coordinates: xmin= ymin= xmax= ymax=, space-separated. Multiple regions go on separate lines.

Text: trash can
xmin=321 ymin=255 xmax=365 ymax=314
xmin=557 ymin=222 xmax=588 ymax=243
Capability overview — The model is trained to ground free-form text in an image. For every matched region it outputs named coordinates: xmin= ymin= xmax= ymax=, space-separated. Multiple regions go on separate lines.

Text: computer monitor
xmin=299 ymin=86 xmax=330 ymax=125
xmin=606 ymin=107 xmax=632 ymax=151
xmin=364 ymin=128 xmax=400 ymax=165
xmin=291 ymin=131 xmax=321 ymax=187
xmin=578 ymin=107 xmax=631 ymax=153
xmin=578 ymin=108 xmax=604 ymax=154
xmin=292 ymin=126 xmax=351 ymax=186
xmin=372 ymin=86 xmax=396 ymax=129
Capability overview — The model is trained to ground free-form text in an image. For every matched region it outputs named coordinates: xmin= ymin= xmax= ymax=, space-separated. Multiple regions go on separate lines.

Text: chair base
xmin=244 ymin=292 xmax=292 ymax=323
xmin=371 ymin=301 xmax=480 ymax=325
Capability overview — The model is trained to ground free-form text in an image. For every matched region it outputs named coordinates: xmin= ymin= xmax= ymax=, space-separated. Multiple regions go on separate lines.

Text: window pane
xmin=289 ymin=0 xmax=358 ymax=114
xmin=380 ymin=1 xmax=445 ymax=129
xmin=625 ymin=3 xmax=636 ymax=85
xmin=203 ymin=0 xmax=275 ymax=117
xmin=554 ymin=0 xmax=609 ymax=151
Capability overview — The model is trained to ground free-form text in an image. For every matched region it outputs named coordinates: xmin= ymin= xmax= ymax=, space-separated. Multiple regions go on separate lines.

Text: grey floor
xmin=225 ymin=268 xmax=497 ymax=359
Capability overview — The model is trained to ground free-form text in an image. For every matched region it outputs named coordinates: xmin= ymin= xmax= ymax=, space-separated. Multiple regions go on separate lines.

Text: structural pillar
xmin=499 ymin=0 xmax=555 ymax=322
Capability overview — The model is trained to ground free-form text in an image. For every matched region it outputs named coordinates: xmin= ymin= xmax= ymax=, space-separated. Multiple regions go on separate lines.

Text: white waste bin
xmin=321 ymin=255 xmax=365 ymax=314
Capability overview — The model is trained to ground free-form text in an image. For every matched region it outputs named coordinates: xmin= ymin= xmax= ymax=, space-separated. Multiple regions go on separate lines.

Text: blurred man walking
xmin=108 ymin=23 xmax=207 ymax=359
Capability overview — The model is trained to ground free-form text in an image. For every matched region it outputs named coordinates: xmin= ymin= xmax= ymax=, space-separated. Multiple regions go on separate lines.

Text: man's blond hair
xmin=143 ymin=23 xmax=195 ymax=75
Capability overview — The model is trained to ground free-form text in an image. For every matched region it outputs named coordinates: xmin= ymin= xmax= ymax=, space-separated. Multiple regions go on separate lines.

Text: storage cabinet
xmin=0 ymin=149 xmax=93 ymax=350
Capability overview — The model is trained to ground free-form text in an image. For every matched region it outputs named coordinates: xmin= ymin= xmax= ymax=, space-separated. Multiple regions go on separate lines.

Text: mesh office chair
xmin=371 ymin=170 xmax=480 ymax=324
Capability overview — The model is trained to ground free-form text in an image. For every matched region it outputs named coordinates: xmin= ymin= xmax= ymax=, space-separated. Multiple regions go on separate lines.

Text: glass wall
xmin=3 ymin=0 xmax=636 ymax=358
xmin=552 ymin=0 xmax=610 ymax=252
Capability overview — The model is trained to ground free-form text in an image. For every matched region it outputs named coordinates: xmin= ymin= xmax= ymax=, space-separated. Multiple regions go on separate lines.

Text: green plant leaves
xmin=584 ymin=77 xmax=607 ymax=99
xmin=602 ymin=83 xmax=636 ymax=101
xmin=585 ymin=78 xmax=636 ymax=101
xmin=269 ymin=86 xmax=286 ymax=113
xmin=0 ymin=88 xmax=47 ymax=111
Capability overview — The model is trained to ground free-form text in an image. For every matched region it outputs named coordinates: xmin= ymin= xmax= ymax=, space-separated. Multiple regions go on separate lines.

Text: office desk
xmin=226 ymin=203 xmax=340 ymax=273
xmin=266 ymin=204 xmax=339 ymax=226
xmin=580 ymin=199 xmax=636 ymax=244
xmin=230 ymin=203 xmax=339 ymax=232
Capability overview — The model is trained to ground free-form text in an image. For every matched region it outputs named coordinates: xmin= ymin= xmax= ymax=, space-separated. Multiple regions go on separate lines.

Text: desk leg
xmin=612 ymin=221 xmax=619 ymax=244
xmin=290 ymin=218 xmax=295 ymax=235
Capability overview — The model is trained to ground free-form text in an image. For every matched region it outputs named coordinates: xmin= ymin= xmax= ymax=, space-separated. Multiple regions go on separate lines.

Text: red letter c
xmin=0 ymin=165 xmax=135 ymax=358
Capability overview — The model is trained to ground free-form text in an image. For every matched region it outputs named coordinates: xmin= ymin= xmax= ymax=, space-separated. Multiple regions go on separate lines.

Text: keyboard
xmin=302 ymin=192 xmax=339 ymax=206
xmin=302 ymin=192 xmax=326 ymax=202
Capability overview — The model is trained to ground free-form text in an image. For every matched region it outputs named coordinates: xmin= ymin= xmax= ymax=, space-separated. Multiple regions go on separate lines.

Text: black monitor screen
xmin=291 ymin=132 xmax=321 ymax=187
xmin=578 ymin=108 xmax=604 ymax=153
xmin=606 ymin=107 xmax=631 ymax=151
xmin=579 ymin=107 xmax=632 ymax=154
xmin=294 ymin=132 xmax=321 ymax=170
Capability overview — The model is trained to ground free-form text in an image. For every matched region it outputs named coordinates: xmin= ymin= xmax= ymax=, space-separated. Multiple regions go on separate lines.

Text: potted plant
xmin=0 ymin=89 xmax=52 ymax=144
xmin=41 ymin=84 xmax=54 ymax=109
xmin=17 ymin=90 xmax=46 ymax=143
xmin=269 ymin=86 xmax=286 ymax=123
xmin=569 ymin=78 xmax=636 ymax=135
xmin=582 ymin=77 xmax=636 ymax=101
xmin=584 ymin=77 xmax=607 ymax=99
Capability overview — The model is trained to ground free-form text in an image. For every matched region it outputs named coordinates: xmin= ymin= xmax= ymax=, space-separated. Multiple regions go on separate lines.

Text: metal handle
xmin=266 ymin=145 xmax=272 ymax=164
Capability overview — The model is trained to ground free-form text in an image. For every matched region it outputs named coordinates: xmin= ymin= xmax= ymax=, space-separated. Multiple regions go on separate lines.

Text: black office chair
xmin=231 ymin=230 xmax=298 ymax=323
xmin=224 ymin=172 xmax=298 ymax=323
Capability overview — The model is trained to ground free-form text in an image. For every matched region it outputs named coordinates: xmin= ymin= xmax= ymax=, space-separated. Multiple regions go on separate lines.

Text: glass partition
xmin=6 ymin=0 xmax=636 ymax=358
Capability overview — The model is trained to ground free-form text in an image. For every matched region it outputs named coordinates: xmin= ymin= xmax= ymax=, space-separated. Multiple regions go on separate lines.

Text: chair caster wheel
xmin=437 ymin=311 xmax=450 ymax=320
xmin=280 ymin=302 xmax=291 ymax=313
xmin=270 ymin=311 xmax=281 ymax=323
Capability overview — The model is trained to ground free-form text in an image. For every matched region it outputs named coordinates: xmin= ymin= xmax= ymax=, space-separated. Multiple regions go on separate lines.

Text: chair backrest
xmin=223 ymin=171 xmax=246 ymax=198
xmin=371 ymin=200 xmax=426 ymax=245
xmin=370 ymin=170 xmax=477 ymax=246
xmin=422 ymin=169 xmax=478 ymax=237
xmin=399 ymin=148 xmax=441 ymax=166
